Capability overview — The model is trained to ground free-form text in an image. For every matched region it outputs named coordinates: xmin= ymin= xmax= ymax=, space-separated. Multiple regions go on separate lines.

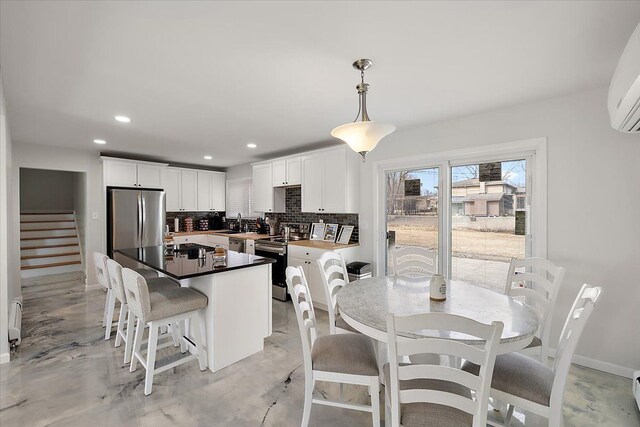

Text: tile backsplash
xmin=269 ymin=186 xmax=359 ymax=243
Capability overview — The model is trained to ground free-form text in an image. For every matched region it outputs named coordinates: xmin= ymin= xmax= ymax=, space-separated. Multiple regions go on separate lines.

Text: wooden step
xmin=21 ymin=251 xmax=80 ymax=260
xmin=21 ymin=243 xmax=79 ymax=250
xmin=21 ymin=220 xmax=75 ymax=223
xmin=20 ymin=227 xmax=76 ymax=232
xmin=20 ymin=213 xmax=75 ymax=222
xmin=21 ymin=260 xmax=82 ymax=270
xmin=20 ymin=211 xmax=74 ymax=215
xmin=21 ymin=235 xmax=78 ymax=241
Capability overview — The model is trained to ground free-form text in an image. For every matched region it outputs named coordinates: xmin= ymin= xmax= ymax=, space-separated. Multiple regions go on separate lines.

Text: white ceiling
xmin=1 ymin=1 xmax=639 ymax=168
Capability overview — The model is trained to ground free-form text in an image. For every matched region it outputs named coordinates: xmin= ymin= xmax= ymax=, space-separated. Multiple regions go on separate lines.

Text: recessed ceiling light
xmin=203 ymin=155 xmax=212 ymax=160
xmin=114 ymin=115 xmax=131 ymax=123
xmin=247 ymin=143 xmax=257 ymax=148
xmin=93 ymin=139 xmax=107 ymax=145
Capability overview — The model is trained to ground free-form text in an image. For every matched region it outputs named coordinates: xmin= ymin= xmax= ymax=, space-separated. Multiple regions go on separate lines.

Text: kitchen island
xmin=115 ymin=244 xmax=275 ymax=372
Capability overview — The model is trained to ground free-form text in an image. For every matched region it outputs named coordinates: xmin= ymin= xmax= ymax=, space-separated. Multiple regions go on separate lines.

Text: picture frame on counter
xmin=311 ymin=222 xmax=326 ymax=240
xmin=323 ymin=223 xmax=339 ymax=242
xmin=336 ymin=225 xmax=354 ymax=245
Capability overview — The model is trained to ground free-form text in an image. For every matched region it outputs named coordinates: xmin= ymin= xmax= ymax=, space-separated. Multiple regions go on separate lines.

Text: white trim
xmin=372 ymin=137 xmax=547 ymax=277
xmin=547 ymin=347 xmax=636 ymax=379
xmin=0 ymin=352 xmax=9 ymax=364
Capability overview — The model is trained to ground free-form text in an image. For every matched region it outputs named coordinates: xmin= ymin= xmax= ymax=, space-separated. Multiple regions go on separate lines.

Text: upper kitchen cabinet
xmin=252 ymin=163 xmax=285 ymax=213
xmin=197 ymin=171 xmax=226 ymax=211
xmin=102 ymin=157 xmax=167 ymax=189
xmin=301 ymin=146 xmax=360 ymax=213
xmin=164 ymin=167 xmax=198 ymax=211
xmin=272 ymin=156 xmax=301 ymax=187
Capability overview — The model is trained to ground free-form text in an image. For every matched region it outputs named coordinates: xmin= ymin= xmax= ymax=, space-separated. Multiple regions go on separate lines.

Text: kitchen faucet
xmin=237 ymin=212 xmax=242 ymax=231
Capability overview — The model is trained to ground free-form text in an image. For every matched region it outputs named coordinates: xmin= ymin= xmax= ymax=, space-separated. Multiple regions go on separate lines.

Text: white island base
xmin=182 ymin=264 xmax=272 ymax=372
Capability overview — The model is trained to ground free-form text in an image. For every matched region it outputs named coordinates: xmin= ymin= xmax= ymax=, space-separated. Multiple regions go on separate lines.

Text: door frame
xmin=372 ymin=137 xmax=547 ymax=277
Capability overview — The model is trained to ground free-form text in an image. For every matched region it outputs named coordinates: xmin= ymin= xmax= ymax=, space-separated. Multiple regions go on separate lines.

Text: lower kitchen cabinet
xmin=288 ymin=244 xmax=359 ymax=310
xmin=173 ymin=234 xmax=208 ymax=245
xmin=245 ymin=239 xmax=255 ymax=255
xmin=206 ymin=234 xmax=229 ymax=250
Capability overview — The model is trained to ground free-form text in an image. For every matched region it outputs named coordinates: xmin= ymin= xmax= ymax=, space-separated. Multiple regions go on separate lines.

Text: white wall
xmin=0 ymin=74 xmax=16 ymax=363
xmin=359 ymin=87 xmax=640 ymax=374
xmin=225 ymin=163 xmax=252 ymax=180
xmin=12 ymin=143 xmax=104 ymax=288
xmin=19 ymin=168 xmax=75 ymax=211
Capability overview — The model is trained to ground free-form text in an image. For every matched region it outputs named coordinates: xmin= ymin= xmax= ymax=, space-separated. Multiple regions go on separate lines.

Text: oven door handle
xmin=255 ymin=244 xmax=286 ymax=255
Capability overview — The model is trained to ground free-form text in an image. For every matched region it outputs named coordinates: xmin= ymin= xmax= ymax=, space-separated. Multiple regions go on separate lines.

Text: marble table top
xmin=336 ymin=275 xmax=539 ymax=346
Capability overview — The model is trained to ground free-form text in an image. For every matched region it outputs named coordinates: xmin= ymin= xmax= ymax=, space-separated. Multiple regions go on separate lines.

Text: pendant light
xmin=331 ymin=59 xmax=395 ymax=162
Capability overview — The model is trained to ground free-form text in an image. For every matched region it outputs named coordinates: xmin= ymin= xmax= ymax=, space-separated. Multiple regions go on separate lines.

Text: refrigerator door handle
xmin=137 ymin=193 xmax=143 ymax=247
xmin=141 ymin=195 xmax=146 ymax=246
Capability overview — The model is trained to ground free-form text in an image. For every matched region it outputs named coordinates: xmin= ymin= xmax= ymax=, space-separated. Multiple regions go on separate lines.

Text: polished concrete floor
xmin=1 ymin=272 xmax=638 ymax=427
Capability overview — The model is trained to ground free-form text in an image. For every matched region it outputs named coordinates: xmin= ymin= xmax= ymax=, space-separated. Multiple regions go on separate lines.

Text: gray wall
xmin=19 ymin=168 xmax=75 ymax=211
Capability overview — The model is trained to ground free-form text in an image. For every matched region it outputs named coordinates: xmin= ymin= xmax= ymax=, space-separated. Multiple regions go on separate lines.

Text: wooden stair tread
xmin=21 ymin=252 xmax=80 ymax=260
xmin=21 ymin=260 xmax=82 ymax=270
xmin=20 ymin=227 xmax=76 ymax=232
xmin=21 ymin=243 xmax=79 ymax=250
xmin=21 ymin=235 xmax=78 ymax=241
xmin=21 ymin=220 xmax=75 ymax=223
xmin=20 ymin=212 xmax=74 ymax=214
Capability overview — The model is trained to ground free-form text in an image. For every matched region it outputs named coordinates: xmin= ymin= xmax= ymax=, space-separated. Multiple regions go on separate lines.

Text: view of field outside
xmin=386 ymin=160 xmax=527 ymax=292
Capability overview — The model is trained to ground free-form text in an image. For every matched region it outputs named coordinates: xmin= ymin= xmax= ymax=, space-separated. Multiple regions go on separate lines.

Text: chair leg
xmin=384 ymin=391 xmax=390 ymax=427
xmin=179 ymin=320 xmax=187 ymax=353
xmin=104 ymin=290 xmax=116 ymax=340
xmin=130 ymin=318 xmax=144 ymax=373
xmin=114 ymin=303 xmax=127 ymax=347
xmin=302 ymin=373 xmax=314 ymax=427
xmin=124 ymin=310 xmax=136 ymax=364
xmin=193 ymin=310 xmax=208 ymax=370
xmin=170 ymin=323 xmax=181 ymax=348
xmin=102 ymin=288 xmax=111 ymax=327
xmin=144 ymin=322 xmax=159 ymax=396
xmin=370 ymin=379 xmax=380 ymax=427
xmin=504 ymin=404 xmax=515 ymax=426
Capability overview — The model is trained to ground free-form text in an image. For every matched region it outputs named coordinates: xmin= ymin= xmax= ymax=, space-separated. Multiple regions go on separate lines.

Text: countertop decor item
xmin=310 ymin=222 xmax=325 ymax=240
xmin=330 ymin=59 xmax=396 ymax=162
xmin=323 ymin=223 xmax=339 ymax=242
xmin=429 ymin=274 xmax=447 ymax=301
xmin=336 ymin=225 xmax=354 ymax=244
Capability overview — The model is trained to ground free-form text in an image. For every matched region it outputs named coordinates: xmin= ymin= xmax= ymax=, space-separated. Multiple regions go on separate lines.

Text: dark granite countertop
xmin=116 ymin=244 xmax=275 ymax=280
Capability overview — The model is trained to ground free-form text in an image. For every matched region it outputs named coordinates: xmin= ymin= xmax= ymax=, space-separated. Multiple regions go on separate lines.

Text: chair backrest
xmin=391 ymin=246 xmax=437 ymax=277
xmin=93 ymin=252 xmax=110 ymax=289
xmin=121 ymin=268 xmax=152 ymax=323
xmin=505 ymin=257 xmax=565 ymax=360
xmin=285 ymin=266 xmax=317 ymax=376
xmin=386 ymin=313 xmax=503 ymax=427
xmin=106 ymin=259 xmax=126 ymax=304
xmin=316 ymin=251 xmax=349 ymax=334
xmin=549 ymin=284 xmax=601 ymax=410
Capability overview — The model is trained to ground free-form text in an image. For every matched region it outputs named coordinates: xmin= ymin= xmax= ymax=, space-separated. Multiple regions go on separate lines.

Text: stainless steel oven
xmin=255 ymin=238 xmax=288 ymax=301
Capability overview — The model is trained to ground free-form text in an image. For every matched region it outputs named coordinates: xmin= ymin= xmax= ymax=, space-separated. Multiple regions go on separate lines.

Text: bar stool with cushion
xmin=504 ymin=257 xmax=565 ymax=363
xmin=391 ymin=246 xmax=437 ymax=278
xmin=93 ymin=252 xmax=159 ymax=336
xmin=317 ymin=251 xmax=357 ymax=334
xmin=286 ymin=266 xmax=380 ymax=427
xmin=462 ymin=284 xmax=602 ymax=426
xmin=385 ymin=313 xmax=503 ymax=427
xmin=106 ymin=259 xmax=182 ymax=363
xmin=123 ymin=268 xmax=209 ymax=395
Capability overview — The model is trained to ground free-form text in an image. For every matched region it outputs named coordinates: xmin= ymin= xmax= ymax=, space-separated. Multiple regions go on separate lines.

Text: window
xmin=226 ymin=178 xmax=253 ymax=218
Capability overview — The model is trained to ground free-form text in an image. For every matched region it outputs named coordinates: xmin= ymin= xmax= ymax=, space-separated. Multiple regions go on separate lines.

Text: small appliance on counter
xmin=255 ymin=217 xmax=269 ymax=234
xmin=346 ymin=261 xmax=372 ymax=282
xmin=208 ymin=212 xmax=223 ymax=230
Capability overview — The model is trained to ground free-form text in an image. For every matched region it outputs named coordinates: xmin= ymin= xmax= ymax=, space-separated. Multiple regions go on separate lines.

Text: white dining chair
xmin=385 ymin=313 xmax=503 ymax=427
xmin=504 ymin=257 xmax=565 ymax=363
xmin=106 ymin=259 xmax=182 ymax=363
xmin=123 ymin=268 xmax=209 ymax=395
xmin=286 ymin=266 xmax=380 ymax=427
xmin=317 ymin=251 xmax=358 ymax=334
xmin=391 ymin=246 xmax=437 ymax=277
xmin=463 ymin=284 xmax=602 ymax=426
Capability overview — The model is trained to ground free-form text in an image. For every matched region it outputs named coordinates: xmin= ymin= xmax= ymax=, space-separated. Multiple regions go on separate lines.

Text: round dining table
xmin=336 ymin=275 xmax=539 ymax=354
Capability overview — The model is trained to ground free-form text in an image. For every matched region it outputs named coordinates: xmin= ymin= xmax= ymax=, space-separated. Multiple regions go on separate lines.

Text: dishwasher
xmin=229 ymin=237 xmax=245 ymax=253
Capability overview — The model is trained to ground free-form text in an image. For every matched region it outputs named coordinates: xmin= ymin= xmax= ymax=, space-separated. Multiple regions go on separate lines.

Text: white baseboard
xmin=85 ymin=283 xmax=102 ymax=292
xmin=549 ymin=348 xmax=636 ymax=379
xmin=0 ymin=352 xmax=10 ymax=365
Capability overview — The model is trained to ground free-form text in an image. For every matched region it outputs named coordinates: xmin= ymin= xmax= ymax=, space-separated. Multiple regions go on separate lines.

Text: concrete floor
xmin=1 ymin=272 xmax=638 ymax=427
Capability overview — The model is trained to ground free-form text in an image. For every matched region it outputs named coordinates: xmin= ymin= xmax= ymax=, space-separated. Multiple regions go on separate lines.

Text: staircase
xmin=20 ymin=212 xmax=84 ymax=279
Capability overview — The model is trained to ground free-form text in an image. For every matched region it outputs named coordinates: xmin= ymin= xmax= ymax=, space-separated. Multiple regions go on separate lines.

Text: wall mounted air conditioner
xmin=9 ymin=300 xmax=22 ymax=346
xmin=608 ymin=23 xmax=640 ymax=132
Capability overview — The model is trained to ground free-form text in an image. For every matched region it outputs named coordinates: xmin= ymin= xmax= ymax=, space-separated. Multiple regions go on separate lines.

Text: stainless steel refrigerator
xmin=107 ymin=188 xmax=166 ymax=257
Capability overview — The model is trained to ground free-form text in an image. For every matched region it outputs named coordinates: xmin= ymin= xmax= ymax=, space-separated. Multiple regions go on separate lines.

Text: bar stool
xmin=122 ymin=268 xmax=208 ymax=395
xmin=93 ymin=252 xmax=159 ymax=336
xmin=106 ymin=259 xmax=182 ymax=363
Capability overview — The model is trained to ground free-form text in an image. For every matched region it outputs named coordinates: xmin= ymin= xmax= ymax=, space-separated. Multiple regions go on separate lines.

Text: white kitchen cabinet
xmin=272 ymin=156 xmax=301 ymax=187
xmin=174 ymin=234 xmax=207 ymax=245
xmin=301 ymin=146 xmax=360 ymax=213
xmin=197 ymin=171 xmax=226 ymax=211
xmin=252 ymin=163 xmax=285 ymax=213
xmin=164 ymin=167 xmax=198 ymax=212
xmin=245 ymin=239 xmax=255 ymax=255
xmin=206 ymin=234 xmax=229 ymax=250
xmin=102 ymin=158 xmax=166 ymax=189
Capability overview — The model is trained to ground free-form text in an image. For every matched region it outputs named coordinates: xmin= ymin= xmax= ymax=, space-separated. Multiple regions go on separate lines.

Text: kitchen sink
xmin=217 ymin=229 xmax=240 ymax=234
